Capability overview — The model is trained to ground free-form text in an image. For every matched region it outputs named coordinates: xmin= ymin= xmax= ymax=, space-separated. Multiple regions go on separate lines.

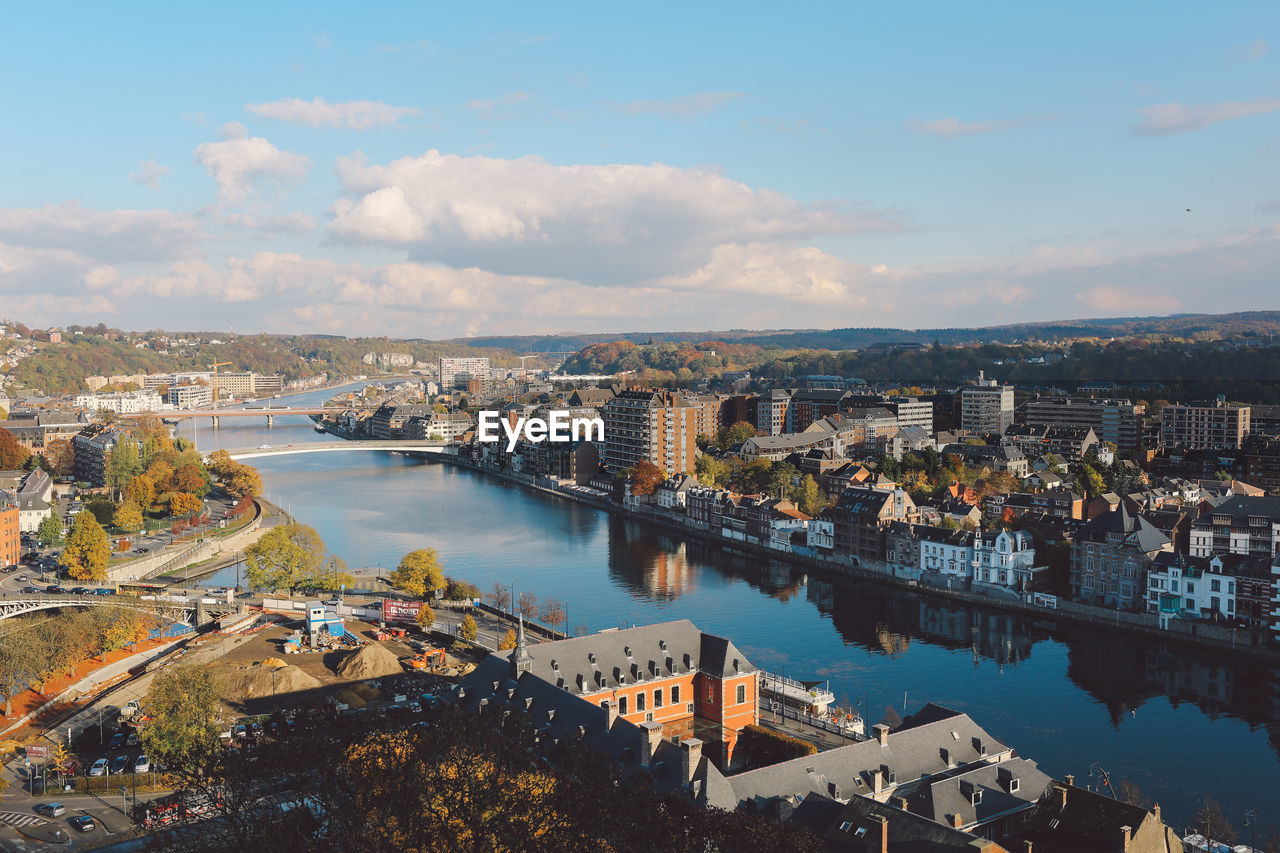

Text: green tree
xmin=243 ymin=522 xmax=325 ymax=590
xmin=106 ymin=437 xmax=141 ymax=499
xmin=60 ymin=512 xmax=110 ymax=581
xmin=85 ymin=497 xmax=116 ymax=527
xmin=1074 ymin=462 xmax=1106 ymax=500
xmin=769 ymin=461 xmax=799 ymax=498
xmin=113 ymin=502 xmax=144 ymax=533
xmin=139 ymin=664 xmax=225 ymax=769
xmin=716 ymin=421 xmax=757 ymax=448
xmin=695 ymin=453 xmax=730 ymax=488
xmin=790 ymin=475 xmax=828 ymax=516
xmin=37 ymin=512 xmax=62 ymax=547
xmin=389 ymin=548 xmax=446 ymax=597
xmin=0 ymin=427 xmax=31 ymax=469
xmin=459 ymin=613 xmax=479 ymax=642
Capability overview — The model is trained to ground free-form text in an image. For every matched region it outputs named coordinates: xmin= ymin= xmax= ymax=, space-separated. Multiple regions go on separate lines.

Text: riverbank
xmin=437 ymin=454 xmax=1280 ymax=664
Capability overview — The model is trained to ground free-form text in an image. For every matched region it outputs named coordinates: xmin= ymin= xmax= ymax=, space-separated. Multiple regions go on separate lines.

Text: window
xmin=1211 ymin=579 xmax=1221 ymax=592
xmin=637 ymin=692 xmax=646 ymax=712
xmin=671 ymin=685 xmax=680 ymax=704
xmin=619 ymin=696 xmax=628 ymax=715
xmin=736 ymin=684 xmax=746 ymax=704
xmin=654 ymin=688 xmax=663 ymax=708
xmin=706 ymin=683 xmax=714 ymax=702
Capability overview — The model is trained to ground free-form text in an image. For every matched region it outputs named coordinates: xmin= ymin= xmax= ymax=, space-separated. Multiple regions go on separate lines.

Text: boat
xmin=314 ymin=423 xmax=326 ymax=433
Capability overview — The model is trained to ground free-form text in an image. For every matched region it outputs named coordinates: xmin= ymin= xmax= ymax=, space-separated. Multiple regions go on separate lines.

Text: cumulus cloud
xmin=194 ymin=135 xmax=311 ymax=201
xmin=465 ymin=91 xmax=531 ymax=118
xmin=246 ymin=96 xmax=421 ymax=130
xmin=328 ymin=150 xmax=901 ymax=282
xmin=623 ymin=91 xmax=744 ymax=119
xmin=1133 ymin=97 xmax=1280 ymax=136
xmin=908 ymin=117 xmax=1023 ymax=137
xmin=0 ymin=202 xmax=201 ymax=263
xmin=129 ymin=159 xmax=169 ymax=188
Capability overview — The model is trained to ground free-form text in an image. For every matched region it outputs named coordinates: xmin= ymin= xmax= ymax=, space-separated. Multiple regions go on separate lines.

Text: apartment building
xmin=685 ymin=393 xmax=727 ymax=439
xmin=847 ymin=394 xmax=934 ymax=433
xmin=601 ymin=389 xmax=698 ymax=476
xmin=73 ymin=389 xmax=167 ymax=414
xmin=1070 ymin=505 xmax=1172 ymax=609
xmin=72 ymin=424 xmax=127 ymax=487
xmin=1188 ymin=495 xmax=1280 ymax=558
xmin=168 ymin=384 xmax=213 ymax=409
xmin=785 ymin=389 xmax=850 ymax=433
xmin=754 ymin=390 xmax=791 ymax=436
xmin=960 ymin=375 xmax=1015 ymax=434
xmin=1160 ymin=400 xmax=1251 ymax=450
xmin=1022 ymin=397 xmax=1145 ymax=452
xmin=0 ymin=502 xmax=18 ymax=568
xmin=439 ymin=356 xmax=491 ymax=389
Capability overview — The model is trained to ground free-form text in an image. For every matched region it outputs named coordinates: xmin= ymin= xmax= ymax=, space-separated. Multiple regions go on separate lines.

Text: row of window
xmin=608 ymin=682 xmax=750 ymax=716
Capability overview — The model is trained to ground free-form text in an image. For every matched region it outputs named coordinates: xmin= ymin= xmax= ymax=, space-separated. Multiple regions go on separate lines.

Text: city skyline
xmin=3 ymin=3 xmax=1280 ymax=337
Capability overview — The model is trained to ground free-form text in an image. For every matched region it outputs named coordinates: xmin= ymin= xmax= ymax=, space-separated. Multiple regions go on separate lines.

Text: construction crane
xmin=208 ymin=361 xmax=232 ymax=408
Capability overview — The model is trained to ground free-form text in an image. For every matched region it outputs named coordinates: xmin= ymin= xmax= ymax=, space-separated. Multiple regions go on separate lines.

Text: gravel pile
xmin=336 ymin=643 xmax=404 ymax=680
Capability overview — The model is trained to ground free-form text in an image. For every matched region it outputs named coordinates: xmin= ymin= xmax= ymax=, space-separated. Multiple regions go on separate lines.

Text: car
xmin=134 ymin=754 xmax=150 ymax=773
xmin=34 ymin=802 xmax=66 ymax=817
xmin=323 ymin=598 xmax=340 ymax=606
xmin=21 ymin=586 xmax=40 ymax=594
xmin=126 ymin=732 xmax=139 ymax=746
xmin=108 ymin=733 xmax=126 ymax=750
xmin=46 ymin=585 xmax=65 ymax=594
xmin=137 ymin=546 xmax=151 ymax=553
xmin=110 ymin=754 xmax=128 ymax=774
xmin=234 ymin=724 xmax=247 ymax=739
xmin=17 ymin=574 xmax=27 ymax=582
xmin=407 ymin=700 xmax=422 ymax=713
xmin=69 ymin=587 xmax=88 ymax=595
xmin=69 ymin=815 xmax=96 ymax=833
xmin=258 ymin=444 xmax=272 ymax=449
xmin=89 ymin=758 xmax=108 ymax=776
xmin=95 ymin=588 xmax=113 ymax=595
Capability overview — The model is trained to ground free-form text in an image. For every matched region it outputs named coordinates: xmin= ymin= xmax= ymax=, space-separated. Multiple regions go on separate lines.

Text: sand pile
xmin=225 ymin=663 xmax=321 ymax=699
xmin=337 ymin=643 xmax=404 ymax=680
xmin=259 ymin=657 xmax=288 ymax=670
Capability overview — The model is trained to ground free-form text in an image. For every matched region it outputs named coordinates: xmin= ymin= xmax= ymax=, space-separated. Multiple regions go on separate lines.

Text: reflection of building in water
xmin=916 ymin=601 xmax=1033 ymax=669
xmin=643 ymin=544 xmax=697 ymax=600
xmin=806 ymin=577 xmax=834 ymax=611
xmin=1145 ymin=646 xmax=1233 ymax=708
xmin=875 ymin=624 xmax=910 ymax=656
xmin=606 ymin=521 xmax=697 ymax=601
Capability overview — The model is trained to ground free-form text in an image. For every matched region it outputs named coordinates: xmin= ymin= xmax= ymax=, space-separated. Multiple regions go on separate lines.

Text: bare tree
xmin=517 ymin=591 xmax=539 ymax=620
xmin=484 ymin=583 xmax=511 ymax=613
xmin=540 ymin=598 xmax=565 ymax=631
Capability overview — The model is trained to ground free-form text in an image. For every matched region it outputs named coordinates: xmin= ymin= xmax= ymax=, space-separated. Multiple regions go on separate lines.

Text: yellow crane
xmin=208 ymin=361 xmax=232 ymax=408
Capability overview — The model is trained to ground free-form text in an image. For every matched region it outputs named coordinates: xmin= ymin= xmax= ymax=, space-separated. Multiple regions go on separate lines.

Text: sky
xmin=2 ymin=2 xmax=1279 ymax=339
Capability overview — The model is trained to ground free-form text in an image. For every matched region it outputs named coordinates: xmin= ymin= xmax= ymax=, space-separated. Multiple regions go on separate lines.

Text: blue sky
xmin=2 ymin=2 xmax=1279 ymax=337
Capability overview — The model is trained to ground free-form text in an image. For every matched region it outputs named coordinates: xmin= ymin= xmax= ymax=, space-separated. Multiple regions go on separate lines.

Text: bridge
xmin=217 ymin=440 xmax=452 ymax=461
xmin=119 ymin=407 xmax=356 ymax=428
xmin=0 ymin=592 xmax=232 ymax=625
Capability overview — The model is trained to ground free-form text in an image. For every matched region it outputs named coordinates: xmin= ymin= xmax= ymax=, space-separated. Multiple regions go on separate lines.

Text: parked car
xmin=89 ymin=758 xmax=108 ymax=776
xmin=70 ymin=815 xmax=96 ymax=832
xmin=34 ymin=802 xmax=66 ymax=818
xmin=126 ymin=732 xmax=139 ymax=746
xmin=134 ymin=754 xmax=150 ymax=773
xmin=137 ymin=546 xmax=151 ymax=553
xmin=17 ymin=574 xmax=27 ymax=582
xmin=108 ymin=733 xmax=126 ymax=750
xmin=110 ymin=754 xmax=128 ymax=774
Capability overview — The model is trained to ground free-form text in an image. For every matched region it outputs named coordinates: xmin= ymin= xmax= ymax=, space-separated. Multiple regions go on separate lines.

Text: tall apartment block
xmin=960 ymin=374 xmax=1014 ymax=434
xmin=755 ymin=390 xmax=791 ymax=436
xmin=1023 ymin=397 xmax=1145 ymax=451
xmin=439 ymin=357 xmax=491 ymax=389
xmin=1160 ymin=400 xmax=1251 ymax=450
xmin=602 ymin=390 xmax=698 ymax=476
xmin=847 ymin=394 xmax=934 ymax=433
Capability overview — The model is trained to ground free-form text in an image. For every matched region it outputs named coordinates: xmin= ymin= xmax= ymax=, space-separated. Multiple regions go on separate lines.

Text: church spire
xmin=512 ymin=614 xmax=533 ymax=678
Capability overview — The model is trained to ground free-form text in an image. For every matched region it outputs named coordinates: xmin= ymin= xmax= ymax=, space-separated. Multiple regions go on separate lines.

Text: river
xmin=185 ymin=383 xmax=1280 ymax=839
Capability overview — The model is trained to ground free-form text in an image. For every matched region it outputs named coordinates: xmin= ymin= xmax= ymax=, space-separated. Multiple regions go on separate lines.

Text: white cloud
xmin=246 ymin=97 xmax=421 ymax=130
xmin=223 ymin=211 xmax=317 ymax=234
xmin=0 ymin=202 xmax=201 ymax=263
xmin=1133 ymin=97 xmax=1280 ymax=136
xmin=129 ymin=159 xmax=169 ymax=188
xmin=623 ymin=91 xmax=743 ymax=119
xmin=194 ymin=136 xmax=311 ymax=202
xmin=328 ymin=150 xmax=901 ymax=283
xmin=465 ymin=91 xmax=531 ymax=118
xmin=908 ymin=117 xmax=1023 ymax=138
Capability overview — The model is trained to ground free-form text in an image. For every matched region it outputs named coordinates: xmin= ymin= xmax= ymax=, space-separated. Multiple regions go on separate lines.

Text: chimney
xmin=865 ymin=813 xmax=888 ymax=853
xmin=1152 ymin=803 xmax=1161 ymax=823
xmin=603 ymin=699 xmax=619 ymax=729
xmin=1119 ymin=825 xmax=1131 ymax=850
xmin=873 ymin=723 xmax=890 ymax=745
xmin=890 ymin=795 xmax=909 ymax=810
xmin=1022 ymin=842 xmax=1033 ymax=853
xmin=681 ymin=737 xmax=703 ymax=784
xmin=1063 ymin=773 xmax=1074 ymax=787
xmin=639 ymin=721 xmax=663 ymax=767
xmin=1056 ymin=784 xmax=1068 ymax=809
xmin=951 ymin=812 xmax=963 ymax=829
xmin=871 ymin=768 xmax=884 ymax=796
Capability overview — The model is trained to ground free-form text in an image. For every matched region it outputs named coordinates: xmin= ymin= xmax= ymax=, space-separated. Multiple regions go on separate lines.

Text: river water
xmin=187 ymin=384 xmax=1280 ymax=837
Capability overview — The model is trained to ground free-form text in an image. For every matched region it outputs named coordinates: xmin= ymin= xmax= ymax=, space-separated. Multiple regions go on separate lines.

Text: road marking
xmin=0 ymin=811 xmax=48 ymax=828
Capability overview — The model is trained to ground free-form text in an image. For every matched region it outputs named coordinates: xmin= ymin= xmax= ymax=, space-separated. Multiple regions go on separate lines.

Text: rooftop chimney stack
xmin=639 ymin=721 xmax=663 ymax=767
xmin=681 ymin=738 xmax=703 ymax=784
xmin=874 ymin=723 xmax=890 ymax=746
xmin=1120 ymin=825 xmax=1132 ymax=850
xmin=603 ymin=699 xmax=619 ymax=729
xmin=866 ymin=813 xmax=888 ymax=853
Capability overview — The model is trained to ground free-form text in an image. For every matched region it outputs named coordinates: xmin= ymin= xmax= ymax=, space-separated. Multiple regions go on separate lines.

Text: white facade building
xmin=74 ymin=390 xmax=168 ymax=414
xmin=971 ymin=530 xmax=1036 ymax=588
xmin=169 ymin=384 xmax=213 ymax=409
xmin=439 ymin=357 xmax=491 ymax=388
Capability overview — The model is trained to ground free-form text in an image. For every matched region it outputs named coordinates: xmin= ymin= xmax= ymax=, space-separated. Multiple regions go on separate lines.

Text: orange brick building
xmin=0 ymin=503 xmax=19 ymax=568
xmin=486 ymin=618 xmax=759 ymax=765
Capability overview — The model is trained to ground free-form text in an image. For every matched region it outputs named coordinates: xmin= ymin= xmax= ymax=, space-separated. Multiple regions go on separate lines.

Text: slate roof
xmin=791 ymin=794 xmax=1001 ymax=852
xmin=1197 ymin=494 xmax=1280 ymax=524
xmin=900 ymin=757 xmax=1051 ymax=827
xmin=1075 ymin=504 xmax=1171 ymax=553
xmin=1008 ymin=783 xmax=1176 ymax=853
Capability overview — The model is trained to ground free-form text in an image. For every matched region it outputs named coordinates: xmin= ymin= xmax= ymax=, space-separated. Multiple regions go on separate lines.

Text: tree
xmin=769 ymin=461 xmax=799 ymax=498
xmin=517 ymin=591 xmax=540 ymax=619
xmin=37 ymin=513 xmax=62 ymax=547
xmin=169 ymin=491 xmax=203 ymax=518
xmin=459 ymin=613 xmax=479 ymax=641
xmin=123 ymin=473 xmax=156 ymax=513
xmin=85 ymin=497 xmax=116 ymax=527
xmin=540 ymin=598 xmax=566 ymax=631
xmin=485 ymin=583 xmax=511 ymax=612
xmin=106 ymin=437 xmax=141 ymax=498
xmin=43 ymin=438 xmax=74 ymax=477
xmin=139 ymin=664 xmax=224 ymax=770
xmin=226 ymin=465 xmax=263 ymax=499
xmin=1195 ymin=797 xmax=1237 ymax=844
xmin=416 ymin=602 xmax=435 ymax=630
xmin=695 ymin=453 xmax=729 ymax=488
xmin=498 ymin=628 xmax=517 ymax=650
xmin=0 ymin=427 xmax=31 ymax=469
xmin=790 ymin=475 xmax=828 ymax=516
xmin=1074 ymin=462 xmax=1106 ymax=500
xmin=171 ymin=463 xmax=211 ymax=498
xmin=1115 ymin=778 xmax=1146 ymax=807
xmin=445 ymin=577 xmax=481 ymax=601
xmin=629 ymin=460 xmax=665 ymax=496
xmin=389 ymin=549 xmax=446 ymax=597
xmin=113 ymin=502 xmax=144 ymax=533
xmin=61 ymin=512 xmax=110 ymax=581
xmin=243 ymin=522 xmax=325 ymax=590
xmin=717 ymin=421 xmax=756 ymax=448
xmin=0 ymin=627 xmax=39 ymax=716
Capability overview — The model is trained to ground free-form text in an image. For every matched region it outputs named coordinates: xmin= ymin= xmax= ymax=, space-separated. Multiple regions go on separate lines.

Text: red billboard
xmin=381 ymin=598 xmax=425 ymax=624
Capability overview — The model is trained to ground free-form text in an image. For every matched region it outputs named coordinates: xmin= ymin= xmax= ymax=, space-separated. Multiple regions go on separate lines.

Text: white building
xmin=1148 ymin=553 xmax=1236 ymax=624
xmin=918 ymin=527 xmax=975 ymax=580
xmin=806 ymin=518 xmax=834 ymax=551
xmin=73 ymin=389 xmax=168 ymax=414
xmin=960 ymin=373 xmax=1015 ymax=434
xmin=439 ymin=357 xmax=491 ymax=388
xmin=971 ymin=529 xmax=1036 ymax=588
xmin=169 ymin=384 xmax=213 ymax=409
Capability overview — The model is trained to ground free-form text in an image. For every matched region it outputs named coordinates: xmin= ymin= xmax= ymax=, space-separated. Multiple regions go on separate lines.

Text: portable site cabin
xmin=305 ymin=601 xmax=345 ymax=646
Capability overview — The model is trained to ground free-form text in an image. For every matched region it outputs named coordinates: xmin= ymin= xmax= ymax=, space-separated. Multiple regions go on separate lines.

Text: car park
xmin=70 ymin=815 xmax=96 ymax=832
xmin=89 ymin=758 xmax=108 ymax=776
xmin=110 ymin=754 xmax=128 ymax=774
xmin=34 ymin=802 xmax=66 ymax=818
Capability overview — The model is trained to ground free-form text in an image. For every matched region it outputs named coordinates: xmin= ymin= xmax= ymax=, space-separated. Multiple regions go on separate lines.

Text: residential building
xmin=821 ymin=486 xmax=920 ymax=565
xmin=1188 ymin=495 xmax=1280 ymax=558
xmin=368 ymin=404 xmax=434 ymax=440
xmin=1242 ymin=434 xmax=1280 ymax=494
xmin=656 ymin=473 xmax=699 ymax=510
xmin=0 ymin=411 xmax=88 ymax=449
xmin=739 ymin=427 xmax=834 ymax=462
xmin=73 ymin=389 xmax=167 ymax=414
xmin=403 ymin=411 xmax=473 ymax=442
xmin=754 ymin=390 xmax=791 ymax=436
xmin=846 ymin=394 xmax=934 ymax=433
xmin=0 ymin=502 xmax=18 ymax=568
xmin=834 ymin=407 xmax=900 ymax=455
xmin=960 ymin=374 xmax=1014 ymax=434
xmin=1146 ymin=552 xmax=1237 ymax=623
xmin=439 ymin=356 xmax=491 ymax=389
xmin=168 ymin=383 xmax=213 ymax=409
xmin=1160 ymin=400 xmax=1251 ymax=450
xmin=516 ymin=439 xmax=600 ymax=485
xmin=1070 ymin=505 xmax=1172 ymax=609
xmin=601 ymin=389 xmax=698 ymax=477
xmin=685 ymin=393 xmax=728 ymax=440
xmin=972 ymin=529 xmax=1037 ymax=589
xmin=785 ymin=389 xmax=850 ymax=432
xmin=1000 ymin=424 xmax=1099 ymax=460
xmin=71 ymin=424 xmax=126 ymax=487
xmin=1006 ymin=780 xmax=1182 ymax=853
xmin=1022 ymin=397 xmax=1145 ymax=452
xmin=13 ymin=468 xmax=52 ymax=532
xmin=941 ymin=443 xmax=1029 ymax=478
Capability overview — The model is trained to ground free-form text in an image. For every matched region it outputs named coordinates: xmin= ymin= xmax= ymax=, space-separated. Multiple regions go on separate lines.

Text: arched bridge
xmin=214 ymin=440 xmax=453 ymax=461
xmin=0 ymin=593 xmax=234 ymax=624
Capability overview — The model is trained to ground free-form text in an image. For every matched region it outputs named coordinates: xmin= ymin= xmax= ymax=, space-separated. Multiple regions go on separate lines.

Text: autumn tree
xmin=113 ymin=501 xmax=144 ymax=533
xmin=416 ymin=602 xmax=436 ymax=630
xmin=61 ymin=512 xmax=110 ymax=581
xmin=106 ymin=437 xmax=142 ymax=498
xmin=0 ymin=427 xmax=30 ymax=469
xmin=716 ymin=421 xmax=757 ymax=448
xmin=389 ymin=548 xmax=446 ymax=597
xmin=169 ymin=491 xmax=203 ymax=518
xmin=498 ymin=628 xmax=517 ymax=650
xmin=629 ymin=460 xmax=665 ymax=496
xmin=695 ymin=453 xmax=729 ymax=488
xmin=790 ymin=474 xmax=828 ymax=516
xmin=485 ymin=583 xmax=511 ymax=612
xmin=43 ymin=438 xmax=74 ymax=476
xmin=459 ymin=613 xmax=479 ymax=641
xmin=140 ymin=664 xmax=225 ymax=770
xmin=540 ymin=598 xmax=566 ymax=631
xmin=123 ymin=473 xmax=156 ymax=512
xmin=1195 ymin=797 xmax=1237 ymax=844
